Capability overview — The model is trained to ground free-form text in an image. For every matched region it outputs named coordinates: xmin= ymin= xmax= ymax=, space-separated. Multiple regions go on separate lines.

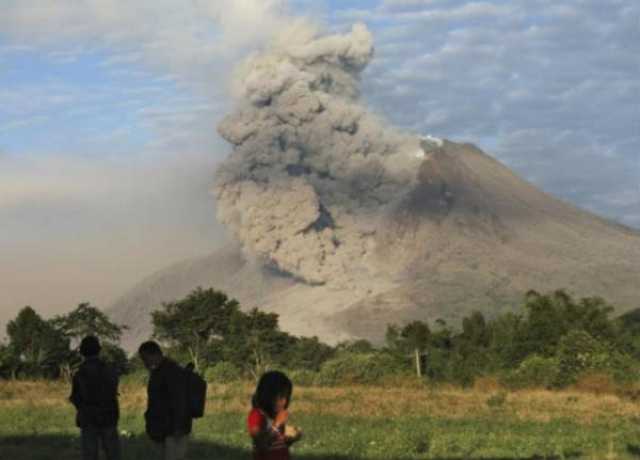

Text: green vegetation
xmin=2 ymin=288 xmax=640 ymax=458
xmin=384 ymin=290 xmax=640 ymax=389
xmin=1 ymin=288 xmax=640 ymax=392
xmin=0 ymin=303 xmax=128 ymax=380
xmin=2 ymin=380 xmax=640 ymax=459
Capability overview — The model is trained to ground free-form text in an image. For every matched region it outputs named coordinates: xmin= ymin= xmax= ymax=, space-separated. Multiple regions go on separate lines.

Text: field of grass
xmin=1 ymin=378 xmax=640 ymax=459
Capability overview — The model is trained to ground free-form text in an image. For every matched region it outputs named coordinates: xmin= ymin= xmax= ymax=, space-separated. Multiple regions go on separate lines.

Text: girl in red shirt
xmin=247 ymin=371 xmax=302 ymax=460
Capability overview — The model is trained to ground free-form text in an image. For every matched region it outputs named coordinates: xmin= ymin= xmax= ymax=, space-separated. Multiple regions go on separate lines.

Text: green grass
xmin=2 ymin=380 xmax=640 ymax=459
xmin=1 ymin=406 xmax=639 ymax=459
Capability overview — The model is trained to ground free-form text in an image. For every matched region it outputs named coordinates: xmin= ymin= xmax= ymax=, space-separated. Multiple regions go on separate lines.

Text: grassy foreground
xmin=1 ymin=379 xmax=640 ymax=459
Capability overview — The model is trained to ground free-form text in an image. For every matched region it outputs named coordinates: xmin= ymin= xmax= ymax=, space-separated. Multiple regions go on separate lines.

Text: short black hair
xmin=251 ymin=370 xmax=292 ymax=419
xmin=79 ymin=335 xmax=101 ymax=357
xmin=138 ymin=340 xmax=163 ymax=356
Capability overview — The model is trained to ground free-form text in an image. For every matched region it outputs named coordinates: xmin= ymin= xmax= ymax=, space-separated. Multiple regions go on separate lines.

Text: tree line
xmin=1 ymin=288 xmax=640 ymax=388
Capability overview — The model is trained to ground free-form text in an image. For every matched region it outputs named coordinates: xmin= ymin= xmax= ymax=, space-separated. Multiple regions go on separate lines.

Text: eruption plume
xmin=215 ymin=23 xmax=437 ymax=285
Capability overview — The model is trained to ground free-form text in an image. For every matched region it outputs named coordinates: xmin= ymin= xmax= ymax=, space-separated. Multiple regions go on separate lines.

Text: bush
xmin=555 ymin=330 xmax=606 ymax=387
xmin=601 ymin=351 xmax=640 ymax=384
xmin=286 ymin=368 xmax=319 ymax=387
xmin=120 ymin=369 xmax=148 ymax=386
xmin=446 ymin=354 xmax=481 ymax=388
xmin=204 ymin=362 xmax=243 ymax=384
xmin=501 ymin=355 xmax=560 ymax=389
xmin=317 ymin=352 xmax=407 ymax=386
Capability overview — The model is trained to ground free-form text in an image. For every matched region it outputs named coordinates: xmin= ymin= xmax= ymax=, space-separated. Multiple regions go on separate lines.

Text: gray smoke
xmin=215 ymin=23 xmax=434 ymax=286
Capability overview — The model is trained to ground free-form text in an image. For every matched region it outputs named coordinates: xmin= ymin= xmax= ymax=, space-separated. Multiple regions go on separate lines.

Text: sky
xmin=0 ymin=0 xmax=638 ymax=325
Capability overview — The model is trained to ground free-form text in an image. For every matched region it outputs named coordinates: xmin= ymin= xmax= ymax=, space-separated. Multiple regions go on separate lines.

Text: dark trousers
xmin=81 ymin=426 xmax=122 ymax=460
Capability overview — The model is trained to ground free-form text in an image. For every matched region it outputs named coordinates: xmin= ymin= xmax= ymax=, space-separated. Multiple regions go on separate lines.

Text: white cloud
xmin=357 ymin=0 xmax=640 ymax=228
xmin=0 ymin=0 xmax=295 ymax=324
xmin=98 ymin=51 xmax=143 ymax=68
xmin=0 ymin=0 xmax=291 ymax=95
xmin=0 ymin=115 xmax=49 ymax=133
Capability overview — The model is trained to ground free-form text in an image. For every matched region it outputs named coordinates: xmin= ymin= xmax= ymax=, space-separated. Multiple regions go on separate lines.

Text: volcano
xmin=110 ymin=138 xmax=640 ymax=349
xmin=108 ymin=24 xmax=640 ymax=350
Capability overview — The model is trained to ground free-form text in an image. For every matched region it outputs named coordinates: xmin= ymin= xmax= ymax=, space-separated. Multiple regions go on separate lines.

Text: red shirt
xmin=247 ymin=408 xmax=290 ymax=460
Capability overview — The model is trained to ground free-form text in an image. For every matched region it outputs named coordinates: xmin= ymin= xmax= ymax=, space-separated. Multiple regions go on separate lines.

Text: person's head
xmin=138 ymin=340 xmax=163 ymax=371
xmin=252 ymin=371 xmax=293 ymax=418
xmin=79 ymin=335 xmax=101 ymax=358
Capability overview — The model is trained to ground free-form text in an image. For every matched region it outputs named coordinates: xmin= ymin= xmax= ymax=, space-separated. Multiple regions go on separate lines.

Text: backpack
xmin=184 ymin=363 xmax=207 ymax=418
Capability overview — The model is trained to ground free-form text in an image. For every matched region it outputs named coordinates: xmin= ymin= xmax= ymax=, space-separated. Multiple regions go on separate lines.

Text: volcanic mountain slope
xmin=330 ymin=140 xmax=640 ymax=340
xmin=109 ymin=245 xmax=295 ymax=351
xmin=109 ymin=23 xmax=640 ymax=348
xmin=110 ymin=138 xmax=640 ymax=348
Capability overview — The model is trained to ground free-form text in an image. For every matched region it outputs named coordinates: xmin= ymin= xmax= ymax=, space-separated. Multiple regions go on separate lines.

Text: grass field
xmin=1 ymin=378 xmax=640 ymax=459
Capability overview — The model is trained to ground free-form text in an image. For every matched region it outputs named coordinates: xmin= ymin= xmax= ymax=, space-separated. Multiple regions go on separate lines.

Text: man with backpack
xmin=138 ymin=340 xmax=205 ymax=460
xmin=69 ymin=335 xmax=122 ymax=460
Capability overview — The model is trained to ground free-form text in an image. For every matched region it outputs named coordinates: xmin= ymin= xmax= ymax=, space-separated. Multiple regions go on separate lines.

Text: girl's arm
xmin=248 ymin=411 xmax=282 ymax=451
xmin=249 ymin=424 xmax=276 ymax=451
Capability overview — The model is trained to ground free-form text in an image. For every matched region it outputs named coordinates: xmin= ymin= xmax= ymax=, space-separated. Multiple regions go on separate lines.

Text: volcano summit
xmin=110 ymin=23 xmax=640 ymax=348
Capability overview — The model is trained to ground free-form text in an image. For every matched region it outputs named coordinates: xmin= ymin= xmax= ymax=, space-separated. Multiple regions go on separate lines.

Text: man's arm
xmin=109 ymin=366 xmax=119 ymax=397
xmin=69 ymin=372 xmax=82 ymax=409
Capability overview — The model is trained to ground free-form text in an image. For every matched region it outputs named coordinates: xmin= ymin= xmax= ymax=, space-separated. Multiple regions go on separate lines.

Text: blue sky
xmin=0 ymin=0 xmax=638 ymax=321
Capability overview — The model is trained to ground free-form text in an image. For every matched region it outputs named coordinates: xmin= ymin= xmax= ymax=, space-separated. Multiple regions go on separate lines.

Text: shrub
xmin=602 ymin=351 xmax=640 ymax=384
xmin=204 ymin=362 xmax=243 ymax=384
xmin=317 ymin=352 xmax=407 ymax=385
xmin=501 ymin=355 xmax=560 ymax=389
xmin=446 ymin=354 xmax=480 ymax=388
xmin=555 ymin=330 xmax=606 ymax=387
xmin=286 ymin=368 xmax=319 ymax=387
xmin=119 ymin=369 xmax=148 ymax=386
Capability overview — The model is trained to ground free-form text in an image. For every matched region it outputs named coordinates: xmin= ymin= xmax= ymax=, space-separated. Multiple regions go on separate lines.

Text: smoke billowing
xmin=215 ymin=23 xmax=434 ymax=285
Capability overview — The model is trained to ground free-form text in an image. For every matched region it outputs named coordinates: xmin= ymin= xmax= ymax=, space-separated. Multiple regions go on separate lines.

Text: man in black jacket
xmin=69 ymin=335 xmax=121 ymax=460
xmin=138 ymin=341 xmax=192 ymax=460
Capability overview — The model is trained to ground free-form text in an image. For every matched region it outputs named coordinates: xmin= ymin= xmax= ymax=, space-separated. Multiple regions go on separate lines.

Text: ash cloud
xmin=215 ymin=23 xmax=434 ymax=285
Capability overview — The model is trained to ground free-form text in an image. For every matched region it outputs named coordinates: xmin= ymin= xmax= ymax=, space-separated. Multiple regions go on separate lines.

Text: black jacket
xmin=69 ymin=357 xmax=119 ymax=428
xmin=145 ymin=358 xmax=192 ymax=441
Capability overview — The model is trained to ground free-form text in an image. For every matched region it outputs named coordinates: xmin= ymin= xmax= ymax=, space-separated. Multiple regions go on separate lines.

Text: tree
xmin=459 ymin=311 xmax=490 ymax=353
xmin=6 ymin=307 xmax=71 ymax=378
xmin=519 ymin=290 xmax=569 ymax=358
xmin=0 ymin=344 xmax=20 ymax=379
xmin=283 ymin=336 xmax=335 ymax=371
xmin=51 ymin=302 xmax=125 ymax=344
xmin=335 ymin=339 xmax=375 ymax=354
xmin=227 ymin=308 xmax=290 ymax=380
xmin=152 ymin=287 xmax=240 ymax=371
xmin=51 ymin=302 xmax=128 ymax=378
xmin=403 ymin=321 xmax=431 ymax=378
xmin=486 ymin=312 xmax=523 ymax=370
xmin=386 ymin=321 xmax=431 ymax=377
xmin=101 ymin=342 xmax=129 ymax=376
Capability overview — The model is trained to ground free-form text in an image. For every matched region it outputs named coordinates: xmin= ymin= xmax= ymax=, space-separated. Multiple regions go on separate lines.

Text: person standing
xmin=69 ymin=335 xmax=122 ymax=460
xmin=138 ymin=341 xmax=192 ymax=460
xmin=248 ymin=371 xmax=302 ymax=460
